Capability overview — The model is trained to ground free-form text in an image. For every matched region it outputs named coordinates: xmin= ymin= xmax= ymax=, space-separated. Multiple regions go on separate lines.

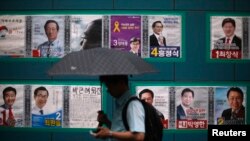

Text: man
xmin=80 ymin=18 xmax=102 ymax=49
xmin=92 ymin=75 xmax=145 ymax=141
xmin=32 ymin=86 xmax=49 ymax=115
xmin=138 ymin=89 xmax=165 ymax=121
xmin=0 ymin=87 xmax=17 ymax=126
xmin=38 ymin=20 xmax=64 ymax=57
xmin=214 ymin=18 xmax=242 ymax=50
xmin=149 ymin=21 xmax=166 ymax=47
xmin=176 ymin=88 xmax=194 ymax=120
xmin=221 ymin=87 xmax=245 ymax=121
xmin=129 ymin=37 xmax=141 ymax=56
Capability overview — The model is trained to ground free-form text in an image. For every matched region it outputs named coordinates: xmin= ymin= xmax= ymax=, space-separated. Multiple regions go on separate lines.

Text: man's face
xmin=130 ymin=41 xmax=140 ymax=52
xmin=34 ymin=90 xmax=48 ymax=109
xmin=222 ymin=22 xmax=235 ymax=37
xmin=45 ymin=22 xmax=58 ymax=41
xmin=181 ymin=92 xmax=193 ymax=107
xmin=103 ymin=81 xmax=122 ymax=98
xmin=228 ymin=91 xmax=243 ymax=111
xmin=4 ymin=91 xmax=16 ymax=107
xmin=153 ymin=23 xmax=163 ymax=35
xmin=140 ymin=92 xmax=153 ymax=105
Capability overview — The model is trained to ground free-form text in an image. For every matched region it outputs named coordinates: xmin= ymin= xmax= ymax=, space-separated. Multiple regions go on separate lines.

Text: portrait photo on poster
xmin=0 ymin=85 xmax=25 ymax=127
xmin=31 ymin=16 xmax=65 ymax=58
xmin=214 ymin=86 xmax=246 ymax=125
xmin=147 ymin=15 xmax=182 ymax=58
xmin=31 ymin=85 xmax=63 ymax=128
xmin=136 ymin=86 xmax=170 ymax=129
xmin=175 ymin=87 xmax=209 ymax=129
xmin=70 ymin=15 xmax=103 ymax=51
xmin=210 ymin=16 xmax=250 ymax=60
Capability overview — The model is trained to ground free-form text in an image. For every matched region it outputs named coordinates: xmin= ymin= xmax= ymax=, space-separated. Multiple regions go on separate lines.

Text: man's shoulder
xmin=149 ymin=34 xmax=155 ymax=38
xmin=222 ymin=108 xmax=231 ymax=114
xmin=233 ymin=35 xmax=242 ymax=41
xmin=177 ymin=104 xmax=182 ymax=109
xmin=0 ymin=104 xmax=6 ymax=110
xmin=38 ymin=41 xmax=48 ymax=48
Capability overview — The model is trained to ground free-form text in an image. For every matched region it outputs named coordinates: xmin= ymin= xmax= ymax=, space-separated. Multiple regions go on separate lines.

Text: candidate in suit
xmin=32 ymin=86 xmax=49 ymax=115
xmin=0 ymin=87 xmax=16 ymax=126
xmin=177 ymin=88 xmax=194 ymax=120
xmin=138 ymin=89 xmax=165 ymax=120
xmin=149 ymin=21 xmax=166 ymax=47
xmin=214 ymin=18 xmax=242 ymax=50
xmin=38 ymin=20 xmax=64 ymax=58
xmin=221 ymin=87 xmax=245 ymax=121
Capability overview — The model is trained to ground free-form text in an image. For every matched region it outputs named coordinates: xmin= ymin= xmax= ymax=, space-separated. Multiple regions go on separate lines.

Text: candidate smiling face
xmin=4 ymin=90 xmax=16 ymax=107
xmin=34 ymin=90 xmax=48 ymax=109
xmin=227 ymin=91 xmax=243 ymax=111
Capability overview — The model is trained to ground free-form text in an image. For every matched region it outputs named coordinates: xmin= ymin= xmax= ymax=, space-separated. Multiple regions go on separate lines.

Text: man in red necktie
xmin=214 ymin=18 xmax=242 ymax=50
xmin=0 ymin=87 xmax=17 ymax=127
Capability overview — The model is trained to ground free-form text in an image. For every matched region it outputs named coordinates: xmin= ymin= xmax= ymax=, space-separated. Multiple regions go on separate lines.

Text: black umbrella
xmin=48 ymin=48 xmax=157 ymax=76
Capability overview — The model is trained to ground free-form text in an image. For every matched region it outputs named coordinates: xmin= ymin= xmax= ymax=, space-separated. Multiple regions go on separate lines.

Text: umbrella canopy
xmin=48 ymin=48 xmax=157 ymax=76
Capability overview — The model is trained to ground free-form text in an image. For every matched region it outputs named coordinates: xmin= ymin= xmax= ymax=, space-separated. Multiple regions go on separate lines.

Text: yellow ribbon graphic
xmin=113 ymin=21 xmax=120 ymax=32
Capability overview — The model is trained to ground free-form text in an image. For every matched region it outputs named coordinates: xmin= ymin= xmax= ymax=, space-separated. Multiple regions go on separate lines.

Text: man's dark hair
xmin=139 ymin=89 xmax=154 ymax=99
xmin=44 ymin=20 xmax=59 ymax=31
xmin=81 ymin=18 xmax=102 ymax=49
xmin=3 ymin=87 xmax=16 ymax=99
xmin=181 ymin=88 xmax=194 ymax=97
xmin=222 ymin=18 xmax=236 ymax=28
xmin=99 ymin=75 xmax=128 ymax=86
xmin=34 ymin=86 xmax=49 ymax=97
xmin=152 ymin=21 xmax=163 ymax=28
xmin=130 ymin=37 xmax=141 ymax=44
xmin=84 ymin=19 xmax=102 ymax=41
xmin=227 ymin=87 xmax=244 ymax=99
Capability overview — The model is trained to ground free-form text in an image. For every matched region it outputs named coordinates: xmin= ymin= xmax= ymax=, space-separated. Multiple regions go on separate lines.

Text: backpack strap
xmin=122 ymin=96 xmax=140 ymax=131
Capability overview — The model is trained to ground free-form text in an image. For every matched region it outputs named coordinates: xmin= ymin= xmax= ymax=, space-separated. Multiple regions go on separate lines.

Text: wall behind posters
xmin=0 ymin=0 xmax=250 ymax=141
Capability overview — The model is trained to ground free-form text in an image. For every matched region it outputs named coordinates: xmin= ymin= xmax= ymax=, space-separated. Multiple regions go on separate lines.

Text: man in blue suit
xmin=176 ymin=88 xmax=195 ymax=120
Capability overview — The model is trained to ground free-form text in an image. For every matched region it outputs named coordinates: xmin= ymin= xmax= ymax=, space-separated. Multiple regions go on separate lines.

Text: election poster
xmin=110 ymin=15 xmax=142 ymax=56
xmin=70 ymin=15 xmax=103 ymax=52
xmin=68 ymin=85 xmax=101 ymax=128
xmin=214 ymin=86 xmax=246 ymax=125
xmin=135 ymin=86 xmax=171 ymax=129
xmin=31 ymin=16 xmax=65 ymax=58
xmin=0 ymin=85 xmax=25 ymax=127
xmin=175 ymin=87 xmax=209 ymax=129
xmin=31 ymin=85 xmax=63 ymax=128
xmin=145 ymin=15 xmax=182 ymax=58
xmin=210 ymin=16 xmax=250 ymax=60
xmin=0 ymin=15 xmax=26 ymax=57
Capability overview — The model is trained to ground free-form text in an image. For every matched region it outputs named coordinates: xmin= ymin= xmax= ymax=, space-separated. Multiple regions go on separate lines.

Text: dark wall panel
xmin=235 ymin=63 xmax=250 ymax=81
xmin=53 ymin=0 xmax=113 ymax=9
xmin=0 ymin=0 xmax=52 ymax=10
xmin=235 ymin=0 xmax=250 ymax=11
xmin=1 ymin=131 xmax=51 ymax=141
xmin=132 ymin=62 xmax=174 ymax=81
xmin=114 ymin=0 xmax=174 ymax=10
xmin=0 ymin=62 xmax=52 ymax=80
xmin=53 ymin=132 xmax=99 ymax=141
xmin=175 ymin=132 xmax=207 ymax=141
xmin=175 ymin=0 xmax=234 ymax=11
xmin=175 ymin=12 xmax=234 ymax=81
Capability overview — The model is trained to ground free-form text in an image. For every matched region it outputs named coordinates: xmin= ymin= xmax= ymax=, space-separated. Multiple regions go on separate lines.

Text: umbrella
xmin=48 ymin=48 xmax=157 ymax=76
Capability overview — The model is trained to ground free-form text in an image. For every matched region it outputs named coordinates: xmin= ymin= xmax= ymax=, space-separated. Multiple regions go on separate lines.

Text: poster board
xmin=0 ymin=81 xmax=103 ymax=129
xmin=207 ymin=13 xmax=250 ymax=61
xmin=131 ymin=81 xmax=248 ymax=130
xmin=0 ymin=10 xmax=185 ymax=62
